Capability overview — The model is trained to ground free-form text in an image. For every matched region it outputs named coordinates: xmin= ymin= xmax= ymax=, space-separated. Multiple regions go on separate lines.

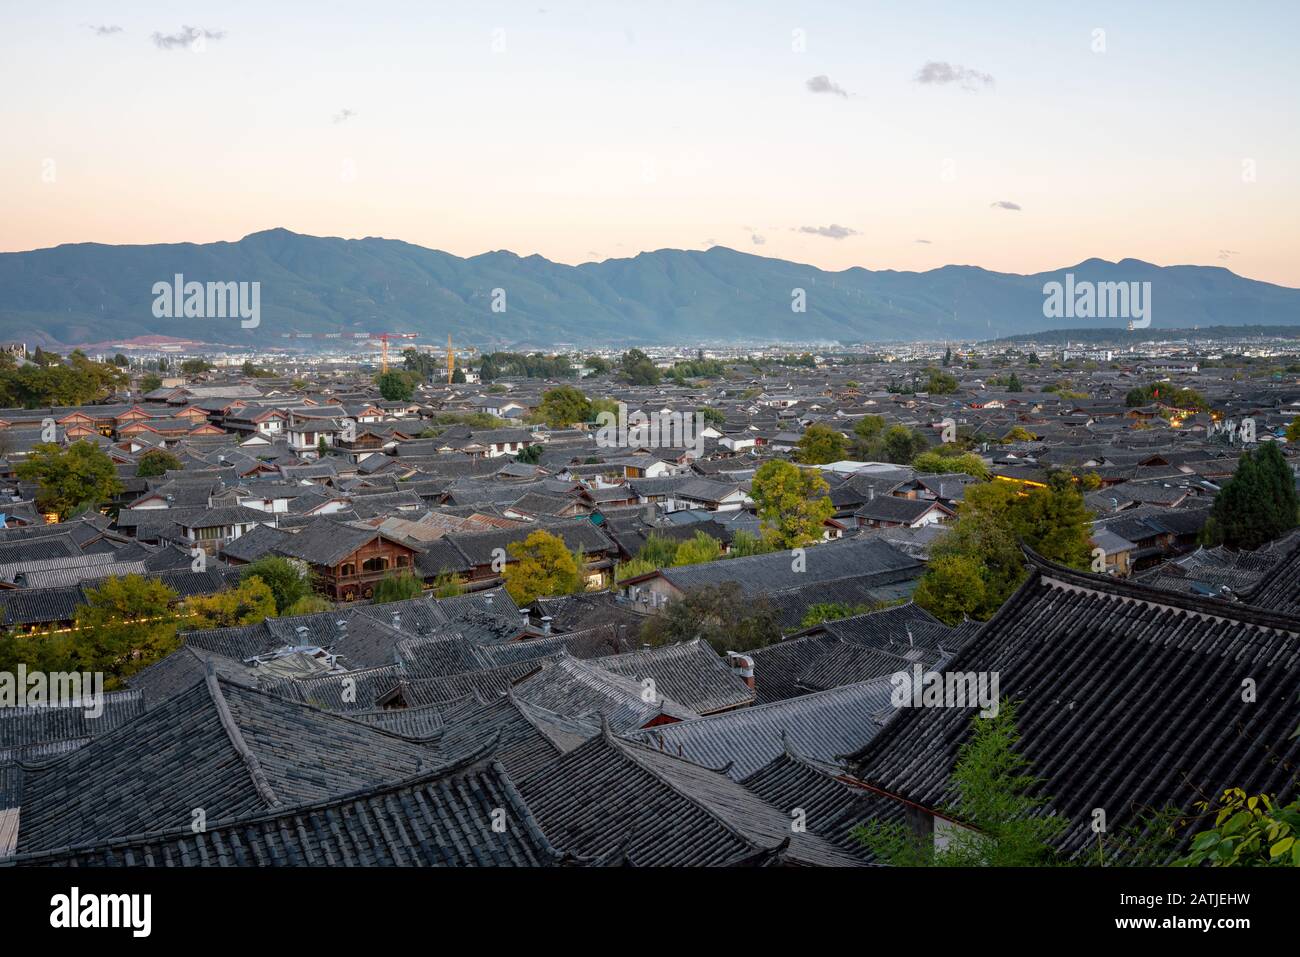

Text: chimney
xmin=541 ymin=615 xmax=553 ymax=635
xmin=391 ymin=612 xmax=401 ymax=631
xmin=727 ymin=651 xmax=756 ymax=690
xmin=521 ymin=610 xmax=531 ymax=629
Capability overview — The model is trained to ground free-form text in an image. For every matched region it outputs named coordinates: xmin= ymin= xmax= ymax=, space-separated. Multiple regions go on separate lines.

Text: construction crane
xmin=278 ymin=331 xmax=418 ymax=372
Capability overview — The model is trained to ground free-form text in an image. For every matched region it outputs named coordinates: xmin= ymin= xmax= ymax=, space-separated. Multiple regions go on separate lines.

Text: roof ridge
xmin=1022 ymin=545 xmax=1300 ymax=635
xmin=3 ymin=750 xmax=527 ymax=866
xmin=599 ymin=732 xmax=785 ymax=851
xmin=204 ymin=671 xmax=281 ymax=808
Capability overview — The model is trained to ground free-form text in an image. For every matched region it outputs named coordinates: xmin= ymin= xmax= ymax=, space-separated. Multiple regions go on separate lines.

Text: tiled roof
xmin=15 ymin=675 xmax=443 ymax=853
xmin=741 ymin=747 xmax=906 ymax=863
xmin=518 ymin=728 xmax=863 ymax=866
xmin=596 ymin=639 xmax=755 ymax=715
xmin=436 ymin=694 xmax=598 ymax=781
xmin=627 ymin=678 xmax=897 ymax=780
xmin=5 ymin=753 xmax=566 ymax=867
xmin=512 ymin=655 xmax=700 ymax=732
xmin=746 ymin=634 xmax=839 ymax=704
xmin=846 ymin=549 xmax=1300 ymax=858
xmin=653 ymin=537 xmax=922 ymax=595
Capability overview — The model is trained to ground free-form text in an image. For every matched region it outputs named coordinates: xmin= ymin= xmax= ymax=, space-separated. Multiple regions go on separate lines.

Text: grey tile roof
xmin=126 ymin=645 xmax=262 ymax=708
xmin=627 ymin=678 xmax=898 ymax=781
xmin=792 ymin=640 xmax=945 ymax=693
xmin=395 ymin=660 xmax=544 ymax=706
xmin=518 ymin=728 xmax=863 ymax=866
xmin=846 ymin=550 xmax=1300 ymax=858
xmin=652 ymin=537 xmax=922 ymax=596
xmin=746 ymin=634 xmax=840 ymax=704
xmin=741 ymin=747 xmax=906 ymax=863
xmin=596 ymin=639 xmax=755 ymax=715
xmin=14 ymin=675 xmax=444 ymax=853
xmin=0 ymin=690 xmax=145 ymax=752
xmin=512 ymin=655 xmax=700 ymax=732
xmin=5 ymin=752 xmax=566 ymax=867
xmin=272 ymin=517 xmax=398 ymax=567
xmin=436 ymin=693 xmax=598 ymax=781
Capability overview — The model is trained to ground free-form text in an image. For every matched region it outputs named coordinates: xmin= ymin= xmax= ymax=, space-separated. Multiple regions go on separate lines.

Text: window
xmin=395 ymin=555 xmax=410 ymax=568
xmin=362 ymin=556 xmax=388 ymax=573
xmin=340 ymin=563 xmax=356 ymax=577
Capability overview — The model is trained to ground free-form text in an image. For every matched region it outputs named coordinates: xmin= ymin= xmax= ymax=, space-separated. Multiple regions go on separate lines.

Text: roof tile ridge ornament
xmin=203 ymin=667 xmax=281 ymax=809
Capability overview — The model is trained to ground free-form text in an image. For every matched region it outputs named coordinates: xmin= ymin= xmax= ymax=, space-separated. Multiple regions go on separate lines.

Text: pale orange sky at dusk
xmin=5 ymin=1 xmax=1298 ymax=287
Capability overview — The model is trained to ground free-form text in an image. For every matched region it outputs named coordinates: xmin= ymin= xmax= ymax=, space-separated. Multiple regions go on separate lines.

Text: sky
xmin=3 ymin=1 xmax=1298 ymax=286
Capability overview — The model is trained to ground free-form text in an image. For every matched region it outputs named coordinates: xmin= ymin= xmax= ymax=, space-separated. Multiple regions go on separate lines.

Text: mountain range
xmin=1 ymin=228 xmax=1296 ymax=349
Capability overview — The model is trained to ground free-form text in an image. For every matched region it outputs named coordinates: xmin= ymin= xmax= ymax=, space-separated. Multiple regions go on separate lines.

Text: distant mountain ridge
xmin=1 ymin=228 xmax=1296 ymax=348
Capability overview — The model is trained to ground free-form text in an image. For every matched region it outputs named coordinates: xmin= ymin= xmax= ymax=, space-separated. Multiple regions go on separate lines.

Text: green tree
xmin=16 ymin=440 xmax=124 ymax=521
xmin=750 ymin=460 xmax=834 ymax=549
xmin=1201 ymin=443 xmax=1299 ymax=549
xmin=376 ymin=370 xmax=416 ymax=401
xmin=912 ymin=555 xmax=988 ymax=625
xmin=615 ymin=556 xmax=658 ymax=582
xmin=855 ymin=700 xmax=1067 ymax=866
xmin=800 ymin=601 xmax=876 ymax=627
xmin=534 ymin=385 xmax=592 ymax=428
xmin=431 ymin=569 xmax=464 ymax=598
xmin=140 ymin=373 xmax=163 ymax=393
xmin=922 ymin=368 xmax=959 ymax=394
xmin=912 ymin=450 xmax=988 ymax=480
xmin=1177 ymin=789 xmax=1300 ymax=867
xmin=282 ymin=594 xmax=333 ymax=616
xmin=1125 ymin=383 xmax=1207 ymax=410
xmin=795 ymin=423 xmax=848 ymax=465
xmin=184 ymin=577 xmax=277 ymax=630
xmin=113 ymin=353 xmax=128 ymax=367
xmin=620 ymin=348 xmax=661 ymax=386
xmin=515 ymin=443 xmax=544 ymax=465
xmin=1287 ymin=418 xmax=1300 ymax=443
xmin=854 ymin=415 xmax=885 ymax=444
xmin=914 ymin=479 xmax=1092 ymax=623
xmin=728 ymin=530 xmax=773 ymax=557
xmin=241 ymin=556 xmax=311 ymax=614
xmin=697 ymin=406 xmax=726 ymax=427
xmin=180 ymin=358 xmax=211 ymax=375
xmin=136 ymin=448 xmax=183 ymax=477
xmin=372 ymin=570 xmax=424 ymax=603
xmin=637 ymin=533 xmax=680 ymax=568
xmin=881 ymin=425 xmax=929 ymax=464
xmin=672 ymin=531 xmax=723 ymax=566
xmin=641 ymin=582 xmax=779 ymax=653
xmin=503 ymin=529 xmax=581 ymax=604
xmin=0 ymin=575 xmax=187 ymax=689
